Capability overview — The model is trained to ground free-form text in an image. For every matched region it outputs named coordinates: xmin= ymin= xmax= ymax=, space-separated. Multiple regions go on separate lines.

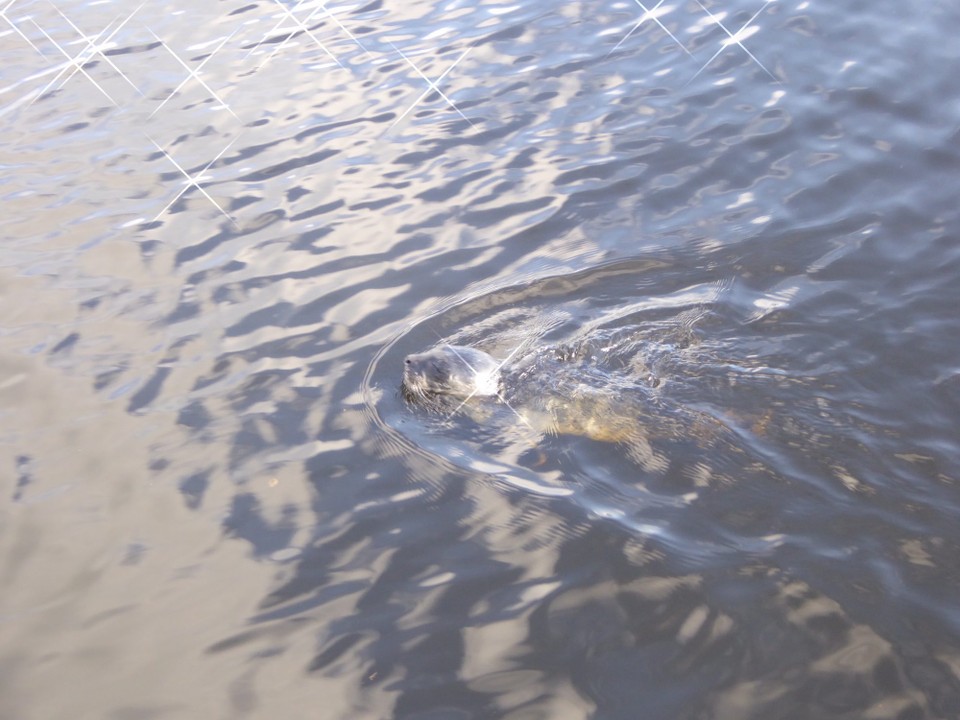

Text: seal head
xmin=403 ymin=345 xmax=501 ymax=402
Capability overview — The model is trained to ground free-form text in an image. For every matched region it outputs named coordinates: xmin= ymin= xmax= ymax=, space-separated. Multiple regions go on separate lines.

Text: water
xmin=2 ymin=0 xmax=960 ymax=717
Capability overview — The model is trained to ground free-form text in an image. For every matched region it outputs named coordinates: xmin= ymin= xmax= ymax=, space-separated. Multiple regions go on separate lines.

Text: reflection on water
xmin=3 ymin=0 xmax=960 ymax=717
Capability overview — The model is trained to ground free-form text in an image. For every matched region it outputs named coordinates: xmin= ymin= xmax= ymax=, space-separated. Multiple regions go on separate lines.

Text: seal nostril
xmin=404 ymin=358 xmax=411 ymax=365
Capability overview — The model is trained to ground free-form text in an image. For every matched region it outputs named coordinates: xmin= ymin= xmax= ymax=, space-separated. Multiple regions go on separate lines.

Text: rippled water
xmin=3 ymin=0 xmax=960 ymax=717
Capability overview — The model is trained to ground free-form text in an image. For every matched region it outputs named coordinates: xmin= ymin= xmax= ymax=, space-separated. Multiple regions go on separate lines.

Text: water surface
xmin=2 ymin=0 xmax=960 ymax=717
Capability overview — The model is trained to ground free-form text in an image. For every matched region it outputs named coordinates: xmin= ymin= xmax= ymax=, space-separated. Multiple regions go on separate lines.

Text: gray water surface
xmin=3 ymin=0 xmax=960 ymax=718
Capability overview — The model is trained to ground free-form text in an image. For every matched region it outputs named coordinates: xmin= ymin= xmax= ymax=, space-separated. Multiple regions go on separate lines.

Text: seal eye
xmin=404 ymin=358 xmax=411 ymax=365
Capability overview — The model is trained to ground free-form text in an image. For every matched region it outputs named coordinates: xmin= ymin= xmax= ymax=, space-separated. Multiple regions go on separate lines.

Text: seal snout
xmin=402 ymin=354 xmax=421 ymax=386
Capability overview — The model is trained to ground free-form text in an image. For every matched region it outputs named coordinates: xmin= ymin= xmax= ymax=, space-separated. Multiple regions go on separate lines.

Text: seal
xmin=400 ymin=340 xmax=728 ymax=473
xmin=402 ymin=345 xmax=502 ymax=401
